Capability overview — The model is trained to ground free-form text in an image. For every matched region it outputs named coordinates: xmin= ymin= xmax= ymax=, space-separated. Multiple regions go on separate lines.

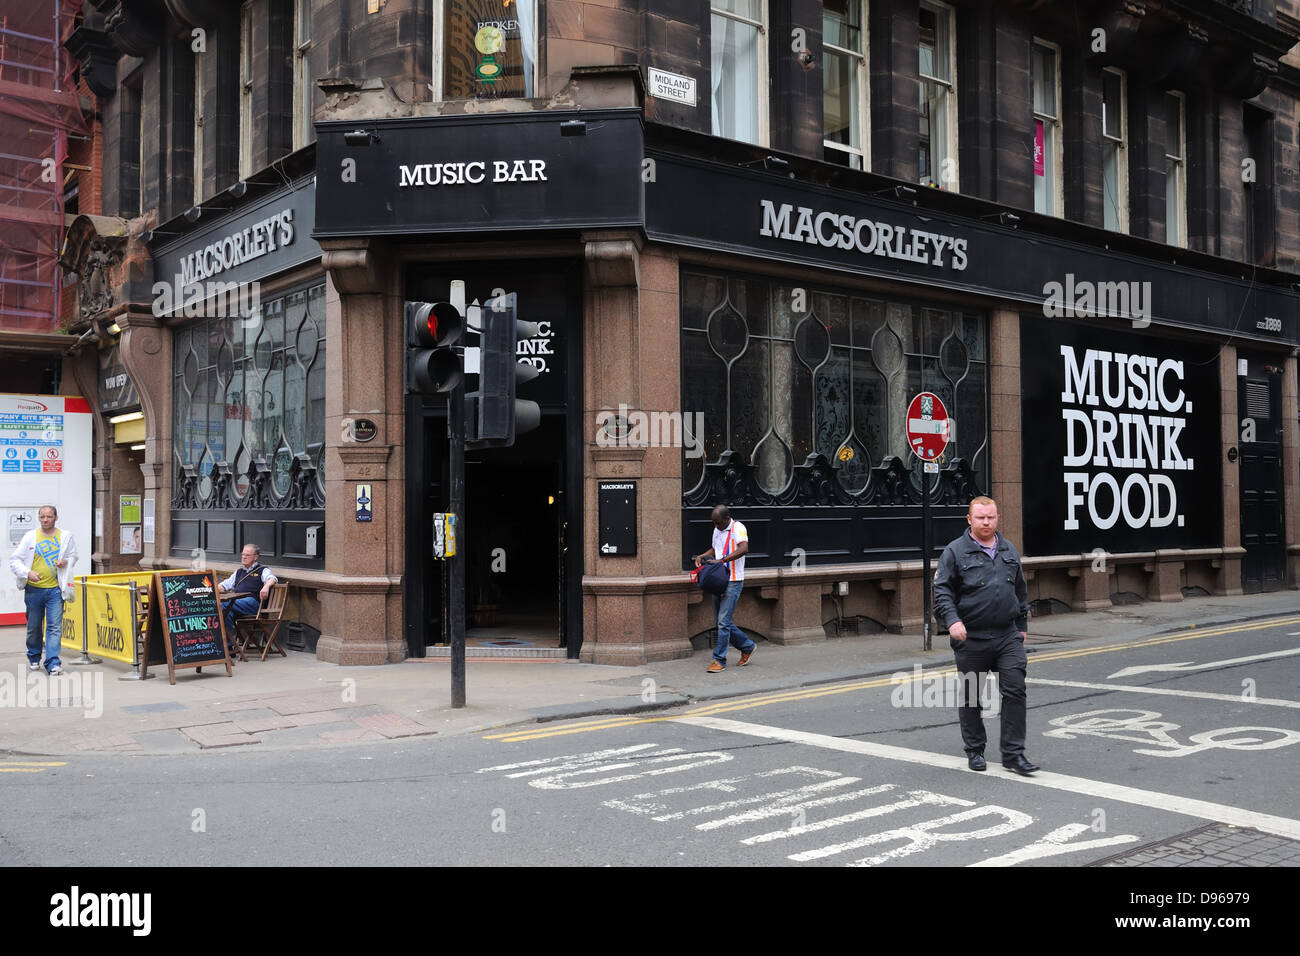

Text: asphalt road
xmin=3 ymin=614 xmax=1299 ymax=868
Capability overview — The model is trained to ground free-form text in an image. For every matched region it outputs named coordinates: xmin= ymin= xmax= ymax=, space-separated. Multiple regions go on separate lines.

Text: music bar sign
xmin=647 ymin=68 xmax=696 ymax=106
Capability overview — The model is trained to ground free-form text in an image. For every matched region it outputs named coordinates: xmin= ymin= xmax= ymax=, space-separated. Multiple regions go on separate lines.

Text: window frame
xmin=1031 ymin=37 xmax=1063 ymax=217
xmin=239 ymin=2 xmax=254 ymax=178
xmin=431 ymin=1 xmax=540 ymax=101
xmin=1164 ymin=90 xmax=1187 ymax=248
xmin=710 ymin=0 xmax=770 ymax=148
xmin=193 ymin=50 xmax=205 ymax=205
xmin=918 ymin=0 xmax=958 ymax=190
xmin=1100 ymin=66 xmax=1128 ymax=233
xmin=293 ymin=0 xmax=314 ymax=149
xmin=822 ymin=0 xmax=870 ymax=171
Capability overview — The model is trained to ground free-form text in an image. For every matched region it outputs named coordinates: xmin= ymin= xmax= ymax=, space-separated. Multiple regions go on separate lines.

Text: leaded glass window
xmin=172 ymin=281 xmax=326 ymax=510
xmin=682 ymin=270 xmax=988 ymax=499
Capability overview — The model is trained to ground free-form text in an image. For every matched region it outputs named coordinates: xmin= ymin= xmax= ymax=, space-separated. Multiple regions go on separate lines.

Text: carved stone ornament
xmin=79 ymin=237 xmax=126 ymax=317
xmin=100 ymin=0 xmax=166 ymax=58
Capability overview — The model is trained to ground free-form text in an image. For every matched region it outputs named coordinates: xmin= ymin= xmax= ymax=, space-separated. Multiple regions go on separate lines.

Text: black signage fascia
xmin=1019 ymin=317 xmax=1223 ymax=557
xmin=645 ymin=151 xmax=1299 ymax=346
xmin=314 ymin=110 xmax=645 ymax=238
xmin=151 ymin=175 xmax=321 ymax=291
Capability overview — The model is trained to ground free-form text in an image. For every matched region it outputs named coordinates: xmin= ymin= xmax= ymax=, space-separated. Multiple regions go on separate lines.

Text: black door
xmin=1238 ymin=354 xmax=1285 ymax=593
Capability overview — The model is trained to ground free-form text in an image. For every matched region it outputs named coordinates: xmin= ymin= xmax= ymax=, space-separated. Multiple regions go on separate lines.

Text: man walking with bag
xmin=9 ymin=505 xmax=78 ymax=675
xmin=693 ymin=504 xmax=755 ymax=673
xmin=932 ymin=496 xmax=1039 ymax=775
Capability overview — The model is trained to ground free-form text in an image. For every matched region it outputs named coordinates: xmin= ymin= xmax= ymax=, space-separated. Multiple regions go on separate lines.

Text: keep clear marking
xmin=676 ymin=715 xmax=1300 ymax=840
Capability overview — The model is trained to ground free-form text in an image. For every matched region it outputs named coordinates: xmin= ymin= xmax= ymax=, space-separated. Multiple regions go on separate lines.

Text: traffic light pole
xmin=449 ymin=350 xmax=467 ymax=708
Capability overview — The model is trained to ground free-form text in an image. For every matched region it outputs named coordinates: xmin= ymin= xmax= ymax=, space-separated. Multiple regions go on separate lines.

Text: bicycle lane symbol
xmin=1044 ymin=709 xmax=1300 ymax=758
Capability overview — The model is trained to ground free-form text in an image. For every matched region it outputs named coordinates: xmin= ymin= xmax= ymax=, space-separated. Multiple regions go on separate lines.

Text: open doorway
xmin=403 ymin=259 xmax=582 ymax=657
xmin=464 ymin=415 xmax=566 ymax=647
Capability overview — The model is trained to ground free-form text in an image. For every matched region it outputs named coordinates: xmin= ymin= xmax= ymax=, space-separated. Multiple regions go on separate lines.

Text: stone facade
xmin=61 ymin=0 xmax=1300 ymax=668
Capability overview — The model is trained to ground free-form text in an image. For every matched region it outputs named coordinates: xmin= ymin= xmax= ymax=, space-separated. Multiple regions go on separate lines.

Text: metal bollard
xmin=68 ymin=575 xmax=101 ymax=666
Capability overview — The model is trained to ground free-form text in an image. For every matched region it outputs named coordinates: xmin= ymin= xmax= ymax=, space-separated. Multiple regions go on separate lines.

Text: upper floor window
xmin=438 ymin=0 xmax=538 ymax=100
xmin=194 ymin=50 xmax=205 ymax=204
xmin=239 ymin=2 xmax=253 ymax=178
xmin=1101 ymin=67 xmax=1127 ymax=232
xmin=1243 ymin=102 xmax=1274 ymax=266
xmin=1164 ymin=91 xmax=1186 ymax=247
xmin=823 ymin=0 xmax=867 ymax=170
xmin=293 ymin=0 xmax=314 ymax=148
xmin=919 ymin=1 xmax=956 ymax=189
xmin=1032 ymin=39 xmax=1061 ymax=216
xmin=711 ymin=0 xmax=767 ymax=146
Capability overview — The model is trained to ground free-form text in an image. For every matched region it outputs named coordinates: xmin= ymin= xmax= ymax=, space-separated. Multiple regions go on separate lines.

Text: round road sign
xmin=906 ymin=392 xmax=950 ymax=462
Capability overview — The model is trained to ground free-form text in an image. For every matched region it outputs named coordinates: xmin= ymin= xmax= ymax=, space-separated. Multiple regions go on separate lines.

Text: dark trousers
xmin=225 ymin=595 xmax=261 ymax=640
xmin=950 ymin=631 xmax=1028 ymax=759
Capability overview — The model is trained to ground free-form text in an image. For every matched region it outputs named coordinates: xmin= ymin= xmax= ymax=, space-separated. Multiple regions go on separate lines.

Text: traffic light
xmin=405 ymin=300 xmax=464 ymax=394
xmin=469 ymin=292 xmax=541 ymax=448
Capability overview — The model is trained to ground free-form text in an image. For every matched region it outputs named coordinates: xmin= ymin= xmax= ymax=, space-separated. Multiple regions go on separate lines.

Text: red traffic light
xmin=409 ymin=301 xmax=464 ymax=348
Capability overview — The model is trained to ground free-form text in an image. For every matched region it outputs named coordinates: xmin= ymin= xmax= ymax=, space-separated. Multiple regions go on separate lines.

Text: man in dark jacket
xmin=932 ymin=495 xmax=1039 ymax=775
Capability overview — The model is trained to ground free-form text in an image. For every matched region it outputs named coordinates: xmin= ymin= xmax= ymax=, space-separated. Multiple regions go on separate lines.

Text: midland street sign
xmin=906 ymin=392 xmax=950 ymax=462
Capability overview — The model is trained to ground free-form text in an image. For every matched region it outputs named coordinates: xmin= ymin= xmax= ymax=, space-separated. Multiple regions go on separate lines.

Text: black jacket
xmin=932 ymin=532 xmax=1029 ymax=639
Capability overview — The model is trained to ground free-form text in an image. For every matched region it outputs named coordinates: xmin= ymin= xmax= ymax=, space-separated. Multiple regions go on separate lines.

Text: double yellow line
xmin=485 ymin=614 xmax=1300 ymax=743
xmin=0 ymin=761 xmax=67 ymax=773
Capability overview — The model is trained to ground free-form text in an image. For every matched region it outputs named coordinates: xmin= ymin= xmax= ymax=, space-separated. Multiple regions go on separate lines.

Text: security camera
xmin=799 ymin=51 xmax=816 ymax=71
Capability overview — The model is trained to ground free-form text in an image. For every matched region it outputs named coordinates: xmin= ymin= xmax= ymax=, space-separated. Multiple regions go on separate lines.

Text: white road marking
xmin=791 ymin=806 xmax=1034 ymax=866
xmin=601 ymin=767 xmax=857 ymax=820
xmin=969 ymin=823 xmax=1139 ymax=867
xmin=1031 ymin=677 xmax=1300 ymax=709
xmin=741 ymin=789 xmax=968 ymax=845
xmin=677 ymin=715 xmax=1300 ymax=841
xmin=478 ymin=744 xmax=663 ymax=775
xmin=1107 ymin=647 xmax=1300 ymax=680
xmin=478 ymin=744 xmax=734 ymax=788
xmin=1044 ymin=708 xmax=1300 ymax=757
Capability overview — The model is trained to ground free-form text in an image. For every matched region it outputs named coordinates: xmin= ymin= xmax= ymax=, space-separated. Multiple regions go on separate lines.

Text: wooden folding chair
xmin=232 ymin=582 xmax=289 ymax=661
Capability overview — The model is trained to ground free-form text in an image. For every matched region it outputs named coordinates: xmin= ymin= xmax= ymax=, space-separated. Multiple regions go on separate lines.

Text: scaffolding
xmin=0 ymin=0 xmax=89 ymax=331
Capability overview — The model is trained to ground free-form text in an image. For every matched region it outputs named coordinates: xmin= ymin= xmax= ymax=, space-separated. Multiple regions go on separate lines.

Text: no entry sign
xmin=906 ymin=392 xmax=950 ymax=462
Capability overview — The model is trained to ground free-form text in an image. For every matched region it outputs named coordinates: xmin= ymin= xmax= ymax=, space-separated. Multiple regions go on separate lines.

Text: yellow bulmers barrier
xmin=63 ymin=573 xmax=152 ymax=664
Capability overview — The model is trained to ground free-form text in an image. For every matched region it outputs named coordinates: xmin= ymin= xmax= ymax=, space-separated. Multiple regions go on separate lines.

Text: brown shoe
xmin=706 ymin=661 xmax=725 ymax=673
xmin=738 ymin=648 xmax=755 ymax=667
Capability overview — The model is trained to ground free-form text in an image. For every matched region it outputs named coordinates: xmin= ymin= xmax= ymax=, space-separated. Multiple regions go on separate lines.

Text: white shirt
xmin=711 ymin=519 xmax=748 ymax=582
xmin=220 ymin=564 xmax=276 ymax=593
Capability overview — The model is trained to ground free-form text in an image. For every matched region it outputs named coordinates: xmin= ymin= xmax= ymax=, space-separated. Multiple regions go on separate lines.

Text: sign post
xmin=906 ymin=392 xmax=951 ymax=652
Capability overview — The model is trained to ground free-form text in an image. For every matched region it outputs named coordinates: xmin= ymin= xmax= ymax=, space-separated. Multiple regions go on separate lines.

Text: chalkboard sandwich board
xmin=142 ymin=569 xmax=232 ymax=684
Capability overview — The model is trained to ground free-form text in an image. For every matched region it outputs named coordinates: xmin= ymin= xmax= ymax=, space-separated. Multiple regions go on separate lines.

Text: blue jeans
xmin=225 ymin=595 xmax=261 ymax=640
xmin=25 ymin=585 xmax=63 ymax=671
xmin=712 ymin=580 xmax=753 ymax=665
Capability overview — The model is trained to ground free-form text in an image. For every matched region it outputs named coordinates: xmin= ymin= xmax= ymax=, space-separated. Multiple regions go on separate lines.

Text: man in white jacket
xmin=9 ymin=505 xmax=78 ymax=675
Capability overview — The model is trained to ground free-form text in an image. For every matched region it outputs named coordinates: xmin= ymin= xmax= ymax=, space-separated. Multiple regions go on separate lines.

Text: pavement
xmin=2 ymin=589 xmax=1296 ymax=756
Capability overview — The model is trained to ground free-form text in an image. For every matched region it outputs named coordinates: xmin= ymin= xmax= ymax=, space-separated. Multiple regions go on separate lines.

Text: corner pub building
xmin=80 ymin=0 xmax=1299 ymax=665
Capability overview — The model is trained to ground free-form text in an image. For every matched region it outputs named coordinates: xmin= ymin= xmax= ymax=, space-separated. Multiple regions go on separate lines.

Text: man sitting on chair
xmin=218 ymin=544 xmax=277 ymax=649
